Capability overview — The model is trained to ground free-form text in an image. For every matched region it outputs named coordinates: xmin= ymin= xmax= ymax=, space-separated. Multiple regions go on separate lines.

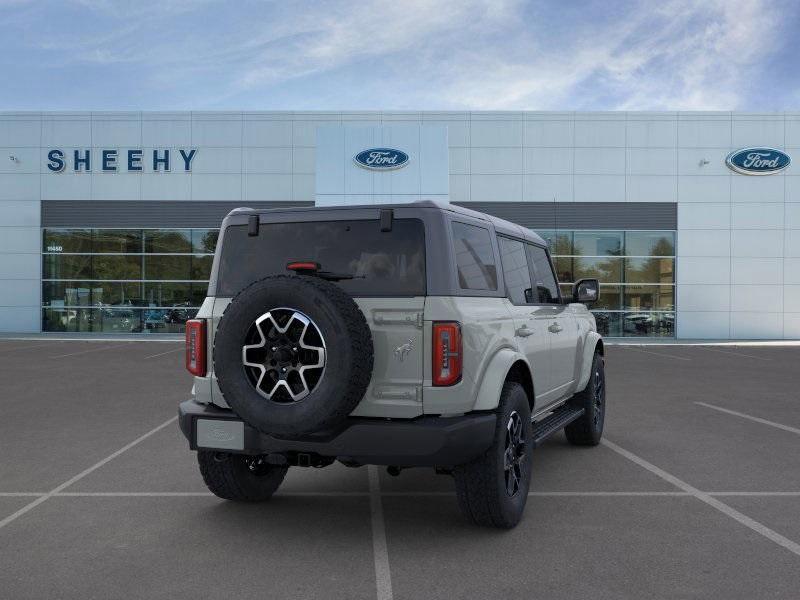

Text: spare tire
xmin=213 ymin=274 xmax=373 ymax=436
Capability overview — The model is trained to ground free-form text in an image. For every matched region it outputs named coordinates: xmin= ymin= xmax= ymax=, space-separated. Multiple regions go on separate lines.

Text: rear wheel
xmin=198 ymin=450 xmax=288 ymax=501
xmin=453 ymin=382 xmax=532 ymax=528
xmin=564 ymin=352 xmax=605 ymax=446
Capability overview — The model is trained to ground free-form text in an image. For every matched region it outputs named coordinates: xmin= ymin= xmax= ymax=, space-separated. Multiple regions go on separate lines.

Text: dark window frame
xmin=526 ymin=243 xmax=563 ymax=305
xmin=496 ymin=234 xmax=535 ymax=306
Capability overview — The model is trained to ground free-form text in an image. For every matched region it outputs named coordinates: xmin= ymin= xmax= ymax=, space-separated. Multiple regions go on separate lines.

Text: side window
xmin=527 ymin=244 xmax=561 ymax=304
xmin=451 ymin=222 xmax=497 ymax=291
xmin=498 ymin=236 xmax=533 ymax=304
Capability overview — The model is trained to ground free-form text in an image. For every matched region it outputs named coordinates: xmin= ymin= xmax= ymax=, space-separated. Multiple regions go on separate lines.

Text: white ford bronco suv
xmin=179 ymin=200 xmax=605 ymax=528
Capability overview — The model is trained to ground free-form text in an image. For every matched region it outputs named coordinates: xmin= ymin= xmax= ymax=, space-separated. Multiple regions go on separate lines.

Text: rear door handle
xmin=548 ymin=322 xmax=563 ymax=334
xmin=515 ymin=325 xmax=534 ymax=338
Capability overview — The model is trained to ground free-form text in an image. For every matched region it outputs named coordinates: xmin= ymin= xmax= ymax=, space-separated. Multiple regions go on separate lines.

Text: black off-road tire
xmin=564 ymin=352 xmax=605 ymax=446
xmin=213 ymin=274 xmax=373 ymax=437
xmin=198 ymin=450 xmax=288 ymax=501
xmin=453 ymin=382 xmax=533 ymax=528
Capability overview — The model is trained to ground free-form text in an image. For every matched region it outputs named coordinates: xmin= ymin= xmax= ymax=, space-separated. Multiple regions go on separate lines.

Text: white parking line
xmin=0 ymin=416 xmax=177 ymax=531
xmin=528 ymin=491 xmax=690 ymax=496
xmin=143 ymin=347 xmax=184 ymax=359
xmin=368 ymin=465 xmax=393 ymax=600
xmin=56 ymin=492 xmax=214 ymax=497
xmin=371 ymin=491 xmax=800 ymax=497
xmin=695 ymin=347 xmax=771 ymax=361
xmin=53 ymin=491 xmax=370 ymax=497
xmin=621 ymin=346 xmax=691 ymax=361
xmin=602 ymin=438 xmax=800 ymax=557
xmin=50 ymin=343 xmax=132 ymax=358
xmin=708 ymin=492 xmax=800 ymax=497
xmin=381 ymin=491 xmax=692 ymax=497
xmin=696 ymin=402 xmax=800 ymax=436
xmin=2 ymin=490 xmax=800 ymax=498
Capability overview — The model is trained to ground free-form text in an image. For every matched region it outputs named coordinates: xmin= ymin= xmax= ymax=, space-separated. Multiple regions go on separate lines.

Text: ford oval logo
xmin=726 ymin=147 xmax=790 ymax=175
xmin=208 ymin=424 xmax=234 ymax=442
xmin=354 ymin=148 xmax=409 ymax=170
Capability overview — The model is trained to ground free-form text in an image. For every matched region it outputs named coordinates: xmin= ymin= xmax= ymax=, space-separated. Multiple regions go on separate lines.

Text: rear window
xmin=451 ymin=222 xmax=497 ymax=291
xmin=216 ymin=219 xmax=426 ymax=297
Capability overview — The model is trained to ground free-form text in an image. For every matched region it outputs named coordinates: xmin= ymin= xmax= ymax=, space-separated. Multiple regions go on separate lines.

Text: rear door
xmin=527 ymin=244 xmax=578 ymax=401
xmin=350 ymin=297 xmax=425 ymax=418
xmin=497 ymin=236 xmax=553 ymax=406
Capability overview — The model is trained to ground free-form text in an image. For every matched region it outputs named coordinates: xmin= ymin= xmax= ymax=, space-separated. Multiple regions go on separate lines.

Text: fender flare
xmin=575 ymin=332 xmax=603 ymax=392
xmin=472 ymin=348 xmax=533 ymax=411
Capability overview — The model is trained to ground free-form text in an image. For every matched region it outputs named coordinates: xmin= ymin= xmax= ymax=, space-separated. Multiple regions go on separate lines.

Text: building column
xmin=0 ymin=199 xmax=41 ymax=332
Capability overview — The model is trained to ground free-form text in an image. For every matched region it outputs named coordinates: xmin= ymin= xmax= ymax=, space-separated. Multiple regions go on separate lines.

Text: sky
xmin=1 ymin=0 xmax=799 ymax=111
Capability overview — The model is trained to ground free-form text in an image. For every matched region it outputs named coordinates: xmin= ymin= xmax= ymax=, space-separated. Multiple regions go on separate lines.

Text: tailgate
xmin=350 ymin=297 xmax=425 ymax=418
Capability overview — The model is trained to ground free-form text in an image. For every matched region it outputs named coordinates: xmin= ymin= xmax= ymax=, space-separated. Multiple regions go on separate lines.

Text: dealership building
xmin=0 ymin=110 xmax=798 ymax=339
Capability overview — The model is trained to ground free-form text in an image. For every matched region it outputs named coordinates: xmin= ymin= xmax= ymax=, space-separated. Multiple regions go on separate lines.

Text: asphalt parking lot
xmin=0 ymin=339 xmax=799 ymax=599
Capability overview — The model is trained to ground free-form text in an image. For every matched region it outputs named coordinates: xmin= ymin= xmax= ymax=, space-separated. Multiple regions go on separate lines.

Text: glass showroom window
xmin=537 ymin=230 xmax=675 ymax=338
xmin=42 ymin=228 xmax=218 ymax=334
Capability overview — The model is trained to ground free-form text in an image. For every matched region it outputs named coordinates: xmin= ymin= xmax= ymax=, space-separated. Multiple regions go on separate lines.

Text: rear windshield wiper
xmin=315 ymin=270 xmax=365 ymax=282
xmin=286 ymin=261 xmax=365 ymax=282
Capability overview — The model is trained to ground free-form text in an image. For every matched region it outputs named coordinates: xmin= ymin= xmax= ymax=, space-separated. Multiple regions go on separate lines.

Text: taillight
xmin=185 ymin=319 xmax=206 ymax=376
xmin=432 ymin=321 xmax=462 ymax=386
xmin=286 ymin=261 xmax=320 ymax=273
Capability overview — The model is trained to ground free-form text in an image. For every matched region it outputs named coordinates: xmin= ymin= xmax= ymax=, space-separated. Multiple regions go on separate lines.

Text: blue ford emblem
xmin=354 ymin=148 xmax=409 ymax=170
xmin=726 ymin=147 xmax=790 ymax=175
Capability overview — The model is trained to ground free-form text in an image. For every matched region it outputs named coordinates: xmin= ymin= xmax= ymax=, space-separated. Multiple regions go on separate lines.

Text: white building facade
xmin=0 ymin=110 xmax=798 ymax=339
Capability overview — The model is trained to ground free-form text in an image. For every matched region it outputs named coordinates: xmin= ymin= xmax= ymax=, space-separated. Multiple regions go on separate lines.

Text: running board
xmin=531 ymin=405 xmax=585 ymax=447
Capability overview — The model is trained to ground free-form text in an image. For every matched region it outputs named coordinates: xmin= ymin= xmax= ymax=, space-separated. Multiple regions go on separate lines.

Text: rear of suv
xmin=179 ymin=200 xmax=605 ymax=528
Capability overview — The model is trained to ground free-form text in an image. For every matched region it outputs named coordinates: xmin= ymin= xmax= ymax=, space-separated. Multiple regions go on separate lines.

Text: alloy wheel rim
xmin=242 ymin=308 xmax=326 ymax=403
xmin=503 ymin=411 xmax=526 ymax=497
xmin=592 ymin=366 xmax=605 ymax=427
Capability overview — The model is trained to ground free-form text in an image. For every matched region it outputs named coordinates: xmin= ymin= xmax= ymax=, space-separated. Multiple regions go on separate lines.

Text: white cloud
xmin=236 ymin=0 xmax=518 ymax=90
xmin=228 ymin=0 xmax=790 ymax=110
xmin=2 ymin=0 xmax=793 ymax=109
xmin=424 ymin=0 xmax=786 ymax=110
xmin=611 ymin=1 xmax=782 ymax=110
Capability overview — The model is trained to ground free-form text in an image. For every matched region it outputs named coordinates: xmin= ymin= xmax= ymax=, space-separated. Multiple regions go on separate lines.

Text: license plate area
xmin=196 ymin=418 xmax=245 ymax=450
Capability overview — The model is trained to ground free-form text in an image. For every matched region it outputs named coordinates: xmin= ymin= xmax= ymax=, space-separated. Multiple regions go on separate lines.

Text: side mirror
xmin=524 ymin=288 xmax=534 ymax=303
xmin=573 ymin=278 xmax=599 ymax=304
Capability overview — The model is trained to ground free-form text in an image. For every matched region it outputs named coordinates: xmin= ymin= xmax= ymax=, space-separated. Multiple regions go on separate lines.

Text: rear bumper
xmin=178 ymin=399 xmax=496 ymax=467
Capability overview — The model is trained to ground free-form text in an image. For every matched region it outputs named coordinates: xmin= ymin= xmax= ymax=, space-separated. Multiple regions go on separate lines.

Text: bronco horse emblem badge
xmin=394 ymin=338 xmax=414 ymax=362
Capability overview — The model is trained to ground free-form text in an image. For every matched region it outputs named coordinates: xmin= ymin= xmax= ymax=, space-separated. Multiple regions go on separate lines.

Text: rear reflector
xmin=185 ymin=319 xmax=207 ymax=376
xmin=432 ymin=321 xmax=462 ymax=386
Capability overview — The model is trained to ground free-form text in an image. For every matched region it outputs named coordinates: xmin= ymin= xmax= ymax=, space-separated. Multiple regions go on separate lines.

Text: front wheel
xmin=564 ymin=352 xmax=605 ymax=446
xmin=453 ymin=382 xmax=533 ymax=528
xmin=198 ymin=450 xmax=288 ymax=501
